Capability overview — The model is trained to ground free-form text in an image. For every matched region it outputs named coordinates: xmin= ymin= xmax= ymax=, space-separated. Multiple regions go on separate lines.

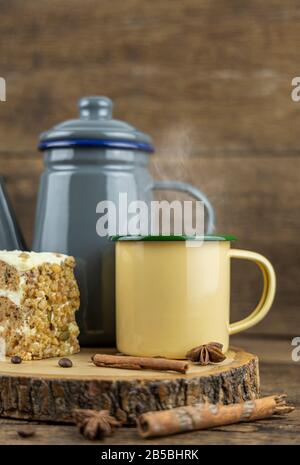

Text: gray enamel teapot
xmin=0 ymin=96 xmax=215 ymax=346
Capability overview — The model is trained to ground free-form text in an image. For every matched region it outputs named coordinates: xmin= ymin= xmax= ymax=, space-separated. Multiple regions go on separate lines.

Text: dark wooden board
xmin=0 ymin=412 xmax=299 ymax=445
xmin=1 ymin=0 xmax=300 ymax=153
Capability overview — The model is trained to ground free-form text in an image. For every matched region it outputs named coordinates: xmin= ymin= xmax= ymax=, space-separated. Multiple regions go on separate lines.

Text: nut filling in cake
xmin=0 ymin=251 xmax=80 ymax=360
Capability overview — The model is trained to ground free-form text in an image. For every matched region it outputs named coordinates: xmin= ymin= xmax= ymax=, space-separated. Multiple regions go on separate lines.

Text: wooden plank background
xmin=0 ymin=0 xmax=299 ymax=336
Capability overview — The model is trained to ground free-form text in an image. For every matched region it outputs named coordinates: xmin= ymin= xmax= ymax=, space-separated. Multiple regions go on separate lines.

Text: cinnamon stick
xmin=137 ymin=394 xmax=294 ymax=438
xmin=92 ymin=354 xmax=188 ymax=374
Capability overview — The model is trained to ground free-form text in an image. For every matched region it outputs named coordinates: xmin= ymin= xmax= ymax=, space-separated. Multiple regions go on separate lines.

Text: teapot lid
xmin=38 ymin=96 xmax=154 ymax=153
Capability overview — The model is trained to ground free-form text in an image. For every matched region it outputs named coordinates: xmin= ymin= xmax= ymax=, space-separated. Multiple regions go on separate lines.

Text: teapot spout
xmin=0 ymin=176 xmax=26 ymax=250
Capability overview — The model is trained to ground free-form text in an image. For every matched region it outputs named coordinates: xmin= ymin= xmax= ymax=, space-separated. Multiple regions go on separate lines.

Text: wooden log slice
xmin=0 ymin=347 xmax=259 ymax=425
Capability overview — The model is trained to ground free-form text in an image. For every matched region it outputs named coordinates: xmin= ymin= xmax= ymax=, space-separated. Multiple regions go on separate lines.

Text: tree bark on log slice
xmin=0 ymin=347 xmax=259 ymax=425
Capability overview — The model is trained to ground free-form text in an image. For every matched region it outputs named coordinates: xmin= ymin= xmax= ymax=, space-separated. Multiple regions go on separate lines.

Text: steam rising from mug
xmin=152 ymin=125 xmax=215 ymax=233
xmin=152 ymin=125 xmax=194 ymax=181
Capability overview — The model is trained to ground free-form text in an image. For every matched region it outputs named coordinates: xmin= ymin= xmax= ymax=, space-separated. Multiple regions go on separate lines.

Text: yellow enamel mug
xmin=113 ymin=235 xmax=276 ymax=359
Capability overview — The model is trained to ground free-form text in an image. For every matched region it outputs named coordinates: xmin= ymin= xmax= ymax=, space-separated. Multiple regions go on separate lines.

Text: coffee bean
xmin=11 ymin=355 xmax=22 ymax=364
xmin=58 ymin=357 xmax=73 ymax=368
xmin=17 ymin=426 xmax=35 ymax=438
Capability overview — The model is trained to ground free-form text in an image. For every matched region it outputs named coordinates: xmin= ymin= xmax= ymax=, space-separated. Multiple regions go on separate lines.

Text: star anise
xmin=73 ymin=409 xmax=120 ymax=440
xmin=186 ymin=342 xmax=226 ymax=365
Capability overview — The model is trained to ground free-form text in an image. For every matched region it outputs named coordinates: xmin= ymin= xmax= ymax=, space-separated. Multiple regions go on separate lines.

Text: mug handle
xmin=153 ymin=180 xmax=215 ymax=234
xmin=228 ymin=249 xmax=276 ymax=335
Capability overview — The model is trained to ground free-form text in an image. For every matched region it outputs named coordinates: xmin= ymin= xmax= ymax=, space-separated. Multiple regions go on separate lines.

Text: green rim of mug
xmin=110 ymin=235 xmax=236 ymax=241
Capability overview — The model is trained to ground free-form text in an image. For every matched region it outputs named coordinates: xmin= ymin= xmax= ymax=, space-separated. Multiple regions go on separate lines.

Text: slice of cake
xmin=0 ymin=250 xmax=80 ymax=360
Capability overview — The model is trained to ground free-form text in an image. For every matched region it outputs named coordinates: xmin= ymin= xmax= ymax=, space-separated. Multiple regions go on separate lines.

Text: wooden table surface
xmin=0 ymin=335 xmax=299 ymax=445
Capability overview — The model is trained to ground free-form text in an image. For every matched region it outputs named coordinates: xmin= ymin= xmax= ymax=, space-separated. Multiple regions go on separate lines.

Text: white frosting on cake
xmin=0 ymin=250 xmax=67 ymax=272
xmin=0 ymin=275 xmax=26 ymax=305
xmin=0 ymin=251 xmax=69 ymax=307
xmin=0 ymin=287 xmax=22 ymax=306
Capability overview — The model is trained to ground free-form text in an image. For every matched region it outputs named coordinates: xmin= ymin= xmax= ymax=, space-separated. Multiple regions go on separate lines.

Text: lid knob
xmin=78 ymin=96 xmax=113 ymax=120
